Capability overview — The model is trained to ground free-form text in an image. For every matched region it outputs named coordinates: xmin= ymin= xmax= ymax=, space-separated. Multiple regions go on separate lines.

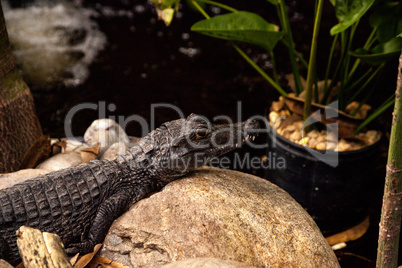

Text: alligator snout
xmin=245 ymin=118 xmax=260 ymax=130
xmin=244 ymin=119 xmax=260 ymax=140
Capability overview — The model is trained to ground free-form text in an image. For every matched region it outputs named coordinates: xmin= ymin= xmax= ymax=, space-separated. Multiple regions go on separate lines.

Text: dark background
xmin=4 ymin=0 xmax=400 ymax=266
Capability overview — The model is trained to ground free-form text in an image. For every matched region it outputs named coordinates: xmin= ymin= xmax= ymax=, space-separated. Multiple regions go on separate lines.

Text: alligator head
xmin=130 ymin=114 xmax=260 ymax=181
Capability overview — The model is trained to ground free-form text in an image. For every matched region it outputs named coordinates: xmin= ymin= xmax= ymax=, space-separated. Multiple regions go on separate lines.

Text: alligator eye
xmin=195 ymin=128 xmax=210 ymax=139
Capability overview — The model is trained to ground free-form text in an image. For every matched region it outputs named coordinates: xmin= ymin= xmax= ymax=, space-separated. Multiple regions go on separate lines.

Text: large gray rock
xmin=101 ymin=167 xmax=339 ymax=268
xmin=160 ymin=257 xmax=253 ymax=268
xmin=84 ymin=119 xmax=129 ymax=158
xmin=0 ymin=169 xmax=50 ymax=189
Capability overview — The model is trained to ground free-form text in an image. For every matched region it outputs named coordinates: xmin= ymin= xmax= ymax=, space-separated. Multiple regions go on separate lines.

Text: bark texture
xmin=0 ymin=1 xmax=43 ymax=173
xmin=376 ymin=54 xmax=402 ymax=267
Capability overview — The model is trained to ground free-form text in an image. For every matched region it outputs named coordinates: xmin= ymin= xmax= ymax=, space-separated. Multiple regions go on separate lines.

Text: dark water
xmin=29 ymin=0 xmax=281 ymax=138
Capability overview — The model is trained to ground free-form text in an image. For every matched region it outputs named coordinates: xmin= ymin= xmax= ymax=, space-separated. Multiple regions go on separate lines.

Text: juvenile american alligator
xmin=0 ymin=114 xmax=259 ymax=265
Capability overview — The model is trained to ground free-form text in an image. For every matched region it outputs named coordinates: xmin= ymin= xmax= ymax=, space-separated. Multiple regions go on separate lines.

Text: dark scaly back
xmin=0 ymin=114 xmax=260 ymax=265
xmin=0 ymin=159 xmax=120 ymax=264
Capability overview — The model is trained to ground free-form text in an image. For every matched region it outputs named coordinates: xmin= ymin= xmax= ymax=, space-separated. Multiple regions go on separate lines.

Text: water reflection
xmin=3 ymin=0 xmax=106 ymax=88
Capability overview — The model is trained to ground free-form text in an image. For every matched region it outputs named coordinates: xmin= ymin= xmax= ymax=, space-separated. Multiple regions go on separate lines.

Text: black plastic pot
xmin=265 ymin=128 xmax=384 ymax=234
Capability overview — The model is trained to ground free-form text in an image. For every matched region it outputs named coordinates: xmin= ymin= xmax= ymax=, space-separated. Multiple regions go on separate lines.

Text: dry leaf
xmin=286 ymin=73 xmax=307 ymax=93
xmin=326 ymin=216 xmax=370 ymax=246
xmin=51 ymin=139 xmax=66 ymax=155
xmin=52 ymin=139 xmax=90 ymax=154
xmin=15 ymin=262 xmax=25 ymax=268
xmin=70 ymin=253 xmax=80 ymax=266
xmin=80 ymin=144 xmax=100 ymax=163
xmin=73 ymin=244 xmax=102 ymax=268
xmin=87 ymin=256 xmax=129 ymax=268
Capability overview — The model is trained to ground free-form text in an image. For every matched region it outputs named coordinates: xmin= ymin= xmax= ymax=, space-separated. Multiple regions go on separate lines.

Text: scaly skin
xmin=0 ymin=114 xmax=259 ymax=265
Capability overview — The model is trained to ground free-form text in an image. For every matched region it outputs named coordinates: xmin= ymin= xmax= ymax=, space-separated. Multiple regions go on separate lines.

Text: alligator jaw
xmin=204 ymin=132 xmax=258 ymax=157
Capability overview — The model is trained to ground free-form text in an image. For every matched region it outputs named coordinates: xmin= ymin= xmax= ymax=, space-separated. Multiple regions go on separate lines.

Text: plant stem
xmin=280 ymin=39 xmax=308 ymax=68
xmin=193 ymin=0 xmax=238 ymax=13
xmin=324 ymin=32 xmax=348 ymax=105
xmin=348 ymin=64 xmax=384 ymax=104
xmin=354 ymin=95 xmax=394 ymax=134
xmin=191 ymin=0 xmax=286 ymax=96
xmin=376 ymin=53 xmax=402 ymax=268
xmin=192 ymin=1 xmax=210 ymax=19
xmin=345 ymin=67 xmax=373 ymax=95
xmin=322 ymin=34 xmax=339 ymax=103
xmin=233 ymin=44 xmax=287 ymax=96
xmin=303 ymin=0 xmax=323 ymax=132
xmin=348 ymin=26 xmax=378 ymax=80
xmin=343 ymin=22 xmax=358 ymax=83
xmin=277 ymin=0 xmax=303 ymax=95
xmin=269 ymin=51 xmax=280 ymax=84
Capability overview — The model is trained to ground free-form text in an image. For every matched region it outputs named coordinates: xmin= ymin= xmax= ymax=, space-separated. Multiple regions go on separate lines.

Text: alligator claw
xmin=65 ymin=240 xmax=95 ymax=255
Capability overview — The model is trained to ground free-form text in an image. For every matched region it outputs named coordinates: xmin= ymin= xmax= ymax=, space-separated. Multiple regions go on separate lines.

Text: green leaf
xmin=265 ymin=0 xmax=278 ymax=5
xmin=330 ymin=0 xmax=375 ymax=35
xmin=150 ymin=0 xmax=180 ymax=10
xmin=372 ymin=37 xmax=402 ymax=54
xmin=191 ymin=11 xmax=282 ymax=51
xmin=370 ymin=1 xmax=402 ymax=43
xmin=350 ymin=37 xmax=402 ymax=65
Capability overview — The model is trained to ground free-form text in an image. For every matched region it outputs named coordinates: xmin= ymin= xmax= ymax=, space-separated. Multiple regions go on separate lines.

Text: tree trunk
xmin=0 ymin=1 xmax=43 ymax=173
xmin=376 ymin=54 xmax=402 ymax=267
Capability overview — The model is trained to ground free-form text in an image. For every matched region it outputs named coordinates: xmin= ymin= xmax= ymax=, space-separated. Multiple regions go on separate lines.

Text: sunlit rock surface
xmin=101 ymin=142 xmax=129 ymax=161
xmin=161 ymin=258 xmax=253 ymax=268
xmin=101 ymin=167 xmax=340 ymax=268
xmin=36 ymin=151 xmax=84 ymax=171
xmin=0 ymin=169 xmax=50 ymax=189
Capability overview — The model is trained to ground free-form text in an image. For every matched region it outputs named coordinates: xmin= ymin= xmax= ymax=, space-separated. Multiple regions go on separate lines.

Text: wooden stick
xmin=16 ymin=226 xmax=72 ymax=268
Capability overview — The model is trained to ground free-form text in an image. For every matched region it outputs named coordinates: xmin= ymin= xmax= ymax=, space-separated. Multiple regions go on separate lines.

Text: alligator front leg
xmin=65 ymin=190 xmax=132 ymax=255
xmin=0 ymin=236 xmax=10 ymax=261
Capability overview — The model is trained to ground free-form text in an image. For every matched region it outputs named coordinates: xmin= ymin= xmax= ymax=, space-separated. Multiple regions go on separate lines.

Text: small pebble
xmin=308 ymin=138 xmax=319 ymax=149
xmin=338 ymin=139 xmax=352 ymax=151
xmin=299 ymin=137 xmax=309 ymax=146
xmin=316 ymin=142 xmax=326 ymax=151
xmin=316 ymin=134 xmax=326 ymax=143
xmin=283 ymin=125 xmax=296 ymax=132
xmin=269 ymin=111 xmax=279 ymax=123
xmin=345 ymin=101 xmax=371 ymax=119
xmin=326 ymin=142 xmax=337 ymax=151
xmin=326 ymin=132 xmax=338 ymax=142
xmin=366 ymin=130 xmax=380 ymax=144
xmin=293 ymin=121 xmax=303 ymax=130
xmin=307 ymin=130 xmax=319 ymax=139
xmin=271 ymin=100 xmax=284 ymax=112
xmin=269 ymin=98 xmax=380 ymax=152
xmin=289 ymin=130 xmax=302 ymax=142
